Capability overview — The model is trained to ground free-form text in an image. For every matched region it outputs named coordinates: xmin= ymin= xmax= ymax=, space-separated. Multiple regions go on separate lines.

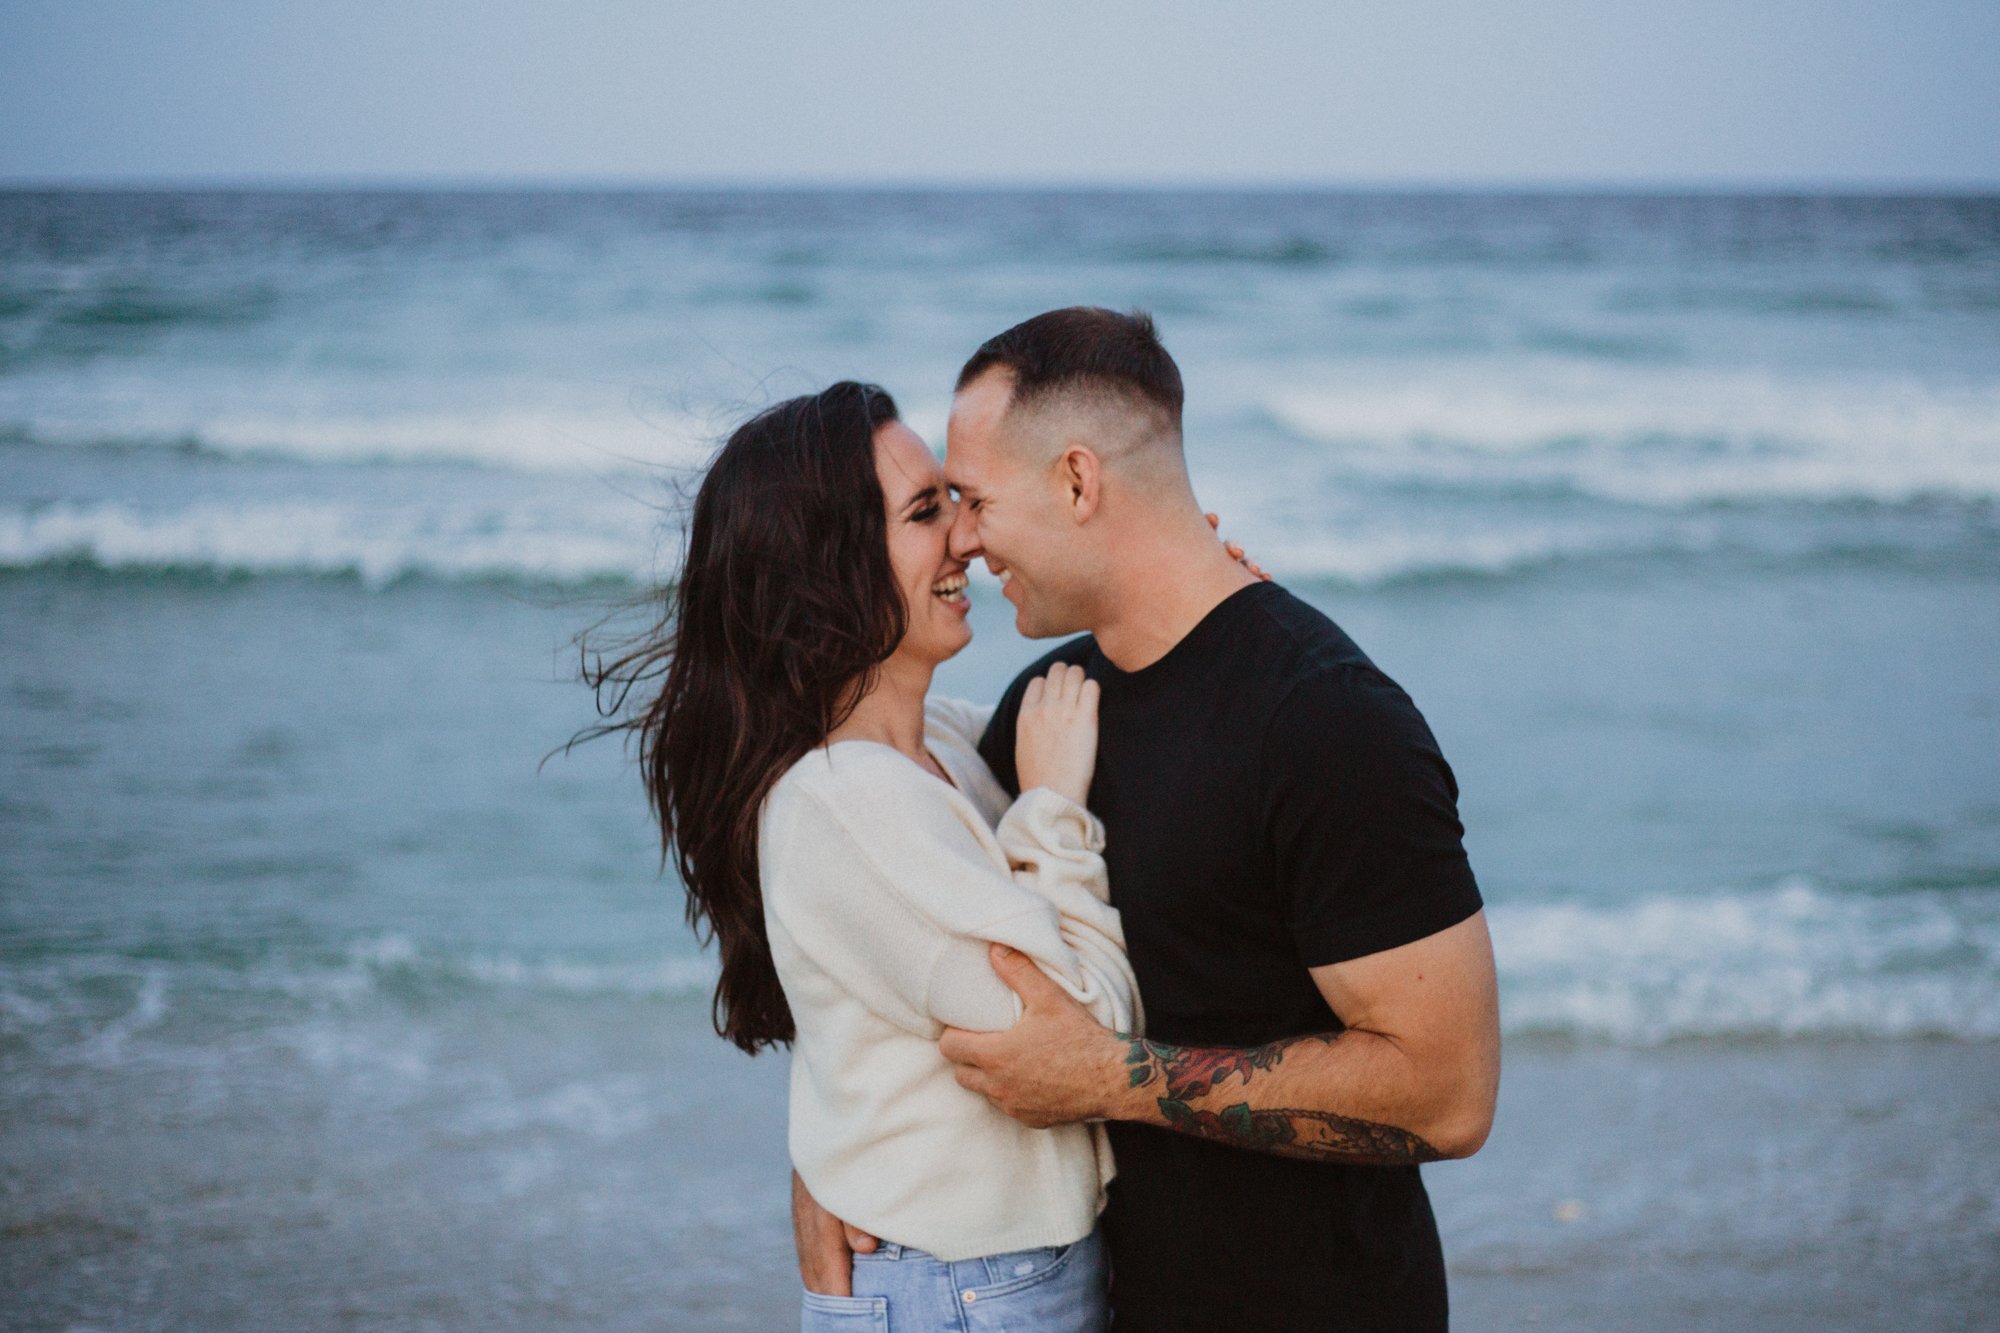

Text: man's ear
xmin=1059 ymin=445 xmax=1102 ymax=524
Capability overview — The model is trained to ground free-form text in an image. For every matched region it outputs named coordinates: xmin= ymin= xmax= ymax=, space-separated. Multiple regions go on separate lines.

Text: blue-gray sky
xmin=3 ymin=0 xmax=1996 ymax=186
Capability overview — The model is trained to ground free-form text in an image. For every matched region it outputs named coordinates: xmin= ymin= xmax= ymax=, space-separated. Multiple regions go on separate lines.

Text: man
xmin=796 ymin=307 xmax=1500 ymax=1330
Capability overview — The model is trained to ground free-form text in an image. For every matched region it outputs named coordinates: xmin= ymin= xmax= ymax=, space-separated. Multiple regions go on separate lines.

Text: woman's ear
xmin=1059 ymin=445 xmax=1102 ymax=524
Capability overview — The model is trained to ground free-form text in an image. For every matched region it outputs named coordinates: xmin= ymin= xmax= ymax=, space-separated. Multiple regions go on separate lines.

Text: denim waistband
xmin=864 ymin=1241 xmax=926 ymax=1260
xmin=824 ymin=1229 xmax=1106 ymax=1332
xmin=856 ymin=1233 xmax=1092 ymax=1285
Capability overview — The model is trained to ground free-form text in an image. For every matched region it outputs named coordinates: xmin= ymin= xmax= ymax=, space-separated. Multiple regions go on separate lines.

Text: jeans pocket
xmin=962 ymin=1232 xmax=1108 ymax=1333
xmin=980 ymin=1240 xmax=1074 ymax=1289
xmin=800 ymin=1290 xmax=889 ymax=1332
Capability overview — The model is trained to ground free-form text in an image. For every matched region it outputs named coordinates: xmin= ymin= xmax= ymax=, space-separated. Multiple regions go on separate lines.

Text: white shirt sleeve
xmin=994 ymin=787 xmax=1143 ymax=1035
xmin=761 ymin=749 xmax=1141 ymax=1039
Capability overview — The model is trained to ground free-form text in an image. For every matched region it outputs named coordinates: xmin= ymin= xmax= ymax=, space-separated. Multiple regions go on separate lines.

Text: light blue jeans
xmin=800 ymin=1228 xmax=1108 ymax=1332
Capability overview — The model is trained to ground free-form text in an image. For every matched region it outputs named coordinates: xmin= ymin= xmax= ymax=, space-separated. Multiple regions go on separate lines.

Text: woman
xmin=588 ymin=381 xmax=1141 ymax=1330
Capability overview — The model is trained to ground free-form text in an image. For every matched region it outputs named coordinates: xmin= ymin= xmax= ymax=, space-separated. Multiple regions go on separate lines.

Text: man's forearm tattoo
xmin=1121 ymin=1037 xmax=1294 ymax=1100
xmin=1159 ymin=1100 xmax=1444 ymax=1165
xmin=1119 ymin=1034 xmax=1443 ymax=1165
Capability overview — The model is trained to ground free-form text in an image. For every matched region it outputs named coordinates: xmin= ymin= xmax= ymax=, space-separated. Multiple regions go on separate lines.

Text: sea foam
xmin=1492 ymin=878 xmax=2000 ymax=1044
xmin=0 ymin=404 xmax=718 ymax=474
xmin=4 ymin=882 xmax=1993 ymax=1052
xmin=0 ymin=498 xmax=660 ymax=587
xmin=1266 ymin=364 xmax=2000 ymax=506
xmin=6 ymin=492 xmax=1985 ymax=591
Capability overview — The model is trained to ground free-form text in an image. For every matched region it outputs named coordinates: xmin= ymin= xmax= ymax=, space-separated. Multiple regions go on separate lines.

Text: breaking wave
xmin=5 ymin=493 xmax=1989 ymax=592
xmin=0 ymin=406 xmax=715 ymax=474
xmin=1492 ymin=878 xmax=2000 ymax=1044
xmin=0 ymin=497 xmax=663 ymax=588
xmin=1265 ymin=366 xmax=2000 ymax=507
xmin=4 ymin=880 xmax=1995 ymax=1057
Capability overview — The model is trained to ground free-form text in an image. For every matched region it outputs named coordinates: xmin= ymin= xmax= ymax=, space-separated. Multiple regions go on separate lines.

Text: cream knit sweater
xmin=759 ymin=695 xmax=1143 ymax=1262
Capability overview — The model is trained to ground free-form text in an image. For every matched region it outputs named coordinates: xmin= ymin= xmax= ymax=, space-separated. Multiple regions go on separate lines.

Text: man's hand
xmin=791 ymin=1170 xmax=877 ymax=1297
xmin=938 ymin=943 xmax=1128 ymax=1127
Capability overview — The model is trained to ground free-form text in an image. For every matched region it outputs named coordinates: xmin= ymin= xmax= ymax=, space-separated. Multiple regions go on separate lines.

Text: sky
xmin=2 ymin=0 xmax=1996 ymax=187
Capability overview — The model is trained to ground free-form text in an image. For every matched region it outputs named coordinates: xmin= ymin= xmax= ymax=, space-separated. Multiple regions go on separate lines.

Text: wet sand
xmin=6 ymin=993 xmax=1991 ymax=1330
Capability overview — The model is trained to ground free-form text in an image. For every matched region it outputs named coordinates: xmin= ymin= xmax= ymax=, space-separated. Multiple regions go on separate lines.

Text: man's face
xmin=944 ymin=371 xmax=1090 ymax=639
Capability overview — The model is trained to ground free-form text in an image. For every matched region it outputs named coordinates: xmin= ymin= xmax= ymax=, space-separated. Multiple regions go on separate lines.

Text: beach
xmin=6 ymin=981 xmax=1994 ymax=1329
xmin=2 ymin=188 xmax=1996 ymax=1328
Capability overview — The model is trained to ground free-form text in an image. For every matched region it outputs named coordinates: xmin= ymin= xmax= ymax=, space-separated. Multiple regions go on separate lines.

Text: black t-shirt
xmin=979 ymin=580 xmax=1482 ymax=1333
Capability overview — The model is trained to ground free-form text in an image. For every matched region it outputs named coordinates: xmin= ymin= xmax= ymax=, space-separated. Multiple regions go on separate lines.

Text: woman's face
xmin=874 ymin=419 xmax=973 ymax=668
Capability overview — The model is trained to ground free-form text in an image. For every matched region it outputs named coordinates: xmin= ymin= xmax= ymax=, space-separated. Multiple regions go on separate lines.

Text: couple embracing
xmin=607 ymin=308 xmax=1500 ymax=1331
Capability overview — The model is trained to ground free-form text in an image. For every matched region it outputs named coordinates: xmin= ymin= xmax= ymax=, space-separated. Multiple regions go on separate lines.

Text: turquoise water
xmin=2 ymin=190 xmax=1997 ymax=1326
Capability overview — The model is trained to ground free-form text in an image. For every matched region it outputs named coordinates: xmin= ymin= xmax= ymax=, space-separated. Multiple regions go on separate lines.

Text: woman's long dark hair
xmin=576 ymin=382 xmax=905 ymax=1053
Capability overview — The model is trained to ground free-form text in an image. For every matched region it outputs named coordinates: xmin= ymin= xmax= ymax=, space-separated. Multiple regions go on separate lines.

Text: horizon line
xmin=2 ymin=172 xmax=1996 ymax=197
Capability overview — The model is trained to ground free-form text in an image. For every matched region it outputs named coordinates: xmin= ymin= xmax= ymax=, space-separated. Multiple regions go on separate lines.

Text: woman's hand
xmin=792 ymin=1170 xmax=876 ymax=1296
xmin=1015 ymin=663 xmax=1099 ymax=807
xmin=1207 ymin=511 xmax=1272 ymax=581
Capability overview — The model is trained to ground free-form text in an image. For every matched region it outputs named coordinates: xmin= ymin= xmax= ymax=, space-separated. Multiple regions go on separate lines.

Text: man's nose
xmin=947 ymin=502 xmax=982 ymax=562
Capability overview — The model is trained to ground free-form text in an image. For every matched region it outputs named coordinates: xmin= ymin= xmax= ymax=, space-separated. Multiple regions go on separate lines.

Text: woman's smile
xmin=931 ymin=569 xmax=970 ymax=612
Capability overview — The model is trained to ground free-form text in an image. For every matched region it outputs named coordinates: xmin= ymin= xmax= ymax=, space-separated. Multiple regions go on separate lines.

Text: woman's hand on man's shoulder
xmin=1014 ymin=664 xmax=1099 ymax=808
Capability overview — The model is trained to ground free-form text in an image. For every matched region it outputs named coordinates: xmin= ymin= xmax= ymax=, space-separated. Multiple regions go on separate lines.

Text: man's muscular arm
xmin=939 ymin=911 xmax=1500 ymax=1164
xmin=1119 ymin=1033 xmax=1446 ymax=1164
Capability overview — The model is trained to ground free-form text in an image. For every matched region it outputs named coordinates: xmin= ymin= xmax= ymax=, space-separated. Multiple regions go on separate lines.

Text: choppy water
xmin=2 ymin=190 xmax=1997 ymax=1327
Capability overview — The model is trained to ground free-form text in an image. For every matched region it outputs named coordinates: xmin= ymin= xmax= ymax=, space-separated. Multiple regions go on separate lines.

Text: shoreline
xmin=5 ymin=995 xmax=1992 ymax=1331
xmin=1442 ymin=1038 xmax=1998 ymax=1330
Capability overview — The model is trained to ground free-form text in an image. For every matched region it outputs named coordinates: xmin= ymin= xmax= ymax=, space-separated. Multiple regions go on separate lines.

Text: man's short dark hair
xmin=956 ymin=307 xmax=1183 ymax=428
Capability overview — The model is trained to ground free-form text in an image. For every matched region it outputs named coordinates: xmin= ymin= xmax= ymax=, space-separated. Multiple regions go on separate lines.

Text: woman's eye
xmin=913 ymin=504 xmax=941 ymax=523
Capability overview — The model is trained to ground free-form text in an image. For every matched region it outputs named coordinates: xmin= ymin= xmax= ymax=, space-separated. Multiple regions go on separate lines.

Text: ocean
xmin=2 ymin=189 xmax=1996 ymax=1329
